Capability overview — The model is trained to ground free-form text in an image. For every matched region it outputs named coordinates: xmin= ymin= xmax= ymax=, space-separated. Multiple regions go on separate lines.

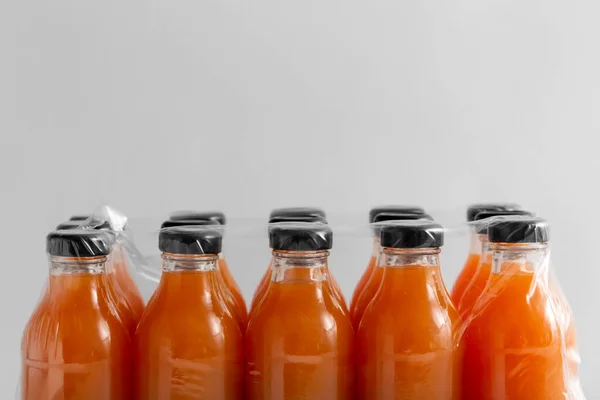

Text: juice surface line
xmin=21 ymin=230 xmax=132 ymax=400
xmin=460 ymin=217 xmax=581 ymax=400
xmin=451 ymin=203 xmax=523 ymax=306
xmin=166 ymin=211 xmax=248 ymax=324
xmin=135 ymin=225 xmax=244 ymax=399
xmin=350 ymin=209 xmax=432 ymax=329
xmin=246 ymin=222 xmax=354 ymax=400
xmin=356 ymin=220 xmax=459 ymax=399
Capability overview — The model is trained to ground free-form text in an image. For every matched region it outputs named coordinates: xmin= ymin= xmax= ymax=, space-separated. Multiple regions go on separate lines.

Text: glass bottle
xmin=21 ymin=230 xmax=132 ymax=399
xmin=246 ymin=222 xmax=353 ymax=400
xmin=356 ymin=220 xmax=458 ymax=399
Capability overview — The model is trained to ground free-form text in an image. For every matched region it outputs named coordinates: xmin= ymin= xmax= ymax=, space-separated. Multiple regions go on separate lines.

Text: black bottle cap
xmin=372 ymin=212 xmax=434 ymax=223
xmin=169 ymin=211 xmax=226 ymax=225
xmin=269 ymin=222 xmax=332 ymax=251
xmin=268 ymin=214 xmax=327 ymax=224
xmin=269 ymin=207 xmax=327 ymax=223
xmin=160 ymin=219 xmax=220 ymax=229
xmin=369 ymin=206 xmax=426 ymax=223
xmin=69 ymin=215 xmax=92 ymax=221
xmin=380 ymin=220 xmax=444 ymax=249
xmin=47 ymin=230 xmax=112 ymax=257
xmin=56 ymin=220 xmax=112 ymax=230
xmin=473 ymin=210 xmax=535 ymax=234
xmin=466 ymin=203 xmax=523 ymax=222
xmin=488 ymin=217 xmax=549 ymax=244
xmin=159 ymin=226 xmax=223 ymax=255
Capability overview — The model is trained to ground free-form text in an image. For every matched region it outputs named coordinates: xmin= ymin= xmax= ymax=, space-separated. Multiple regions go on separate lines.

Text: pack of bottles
xmin=18 ymin=204 xmax=586 ymax=399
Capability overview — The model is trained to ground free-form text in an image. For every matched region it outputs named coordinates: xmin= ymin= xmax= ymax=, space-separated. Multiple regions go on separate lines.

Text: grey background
xmin=3 ymin=0 xmax=599 ymax=397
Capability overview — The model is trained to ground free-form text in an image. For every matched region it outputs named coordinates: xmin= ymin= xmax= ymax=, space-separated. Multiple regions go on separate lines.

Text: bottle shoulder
xmin=247 ymin=284 xmax=353 ymax=340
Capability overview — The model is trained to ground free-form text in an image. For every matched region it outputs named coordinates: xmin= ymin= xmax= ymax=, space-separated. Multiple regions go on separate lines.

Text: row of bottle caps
xmin=47 ymin=203 xmax=547 ymax=258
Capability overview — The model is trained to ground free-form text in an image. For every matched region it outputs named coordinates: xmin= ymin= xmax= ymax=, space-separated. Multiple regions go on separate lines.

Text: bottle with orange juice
xmin=456 ymin=210 xmax=533 ymax=317
xmin=246 ymin=222 xmax=353 ymax=399
xmin=356 ymin=220 xmax=458 ymax=399
xmin=135 ymin=225 xmax=244 ymax=399
xmin=168 ymin=210 xmax=246 ymax=321
xmin=249 ymin=207 xmax=331 ymax=316
xmin=351 ymin=209 xmax=432 ymax=329
xmin=460 ymin=217 xmax=582 ymax=399
xmin=450 ymin=203 xmax=522 ymax=306
xmin=21 ymin=230 xmax=132 ymax=399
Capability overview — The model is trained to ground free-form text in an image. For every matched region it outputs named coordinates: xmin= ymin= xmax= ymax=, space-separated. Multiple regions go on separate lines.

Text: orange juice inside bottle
xmin=167 ymin=211 xmax=247 ymax=323
xmin=218 ymin=255 xmax=248 ymax=323
xmin=251 ymin=256 xmax=346 ymax=319
xmin=350 ymin=255 xmax=376 ymax=316
xmin=451 ymin=203 xmax=523 ymax=305
xmin=250 ymin=258 xmax=273 ymax=314
xmin=250 ymin=250 xmax=347 ymax=321
xmin=356 ymin=220 xmax=458 ymax=399
xmin=351 ymin=210 xmax=431 ymax=329
xmin=351 ymin=252 xmax=380 ymax=328
xmin=250 ymin=207 xmax=331 ymax=316
xmin=457 ymin=245 xmax=491 ymax=318
xmin=135 ymin=226 xmax=244 ymax=399
xmin=460 ymin=218 xmax=580 ymax=400
xmin=21 ymin=230 xmax=132 ymax=400
xmin=450 ymin=237 xmax=480 ymax=307
xmin=246 ymin=223 xmax=353 ymax=400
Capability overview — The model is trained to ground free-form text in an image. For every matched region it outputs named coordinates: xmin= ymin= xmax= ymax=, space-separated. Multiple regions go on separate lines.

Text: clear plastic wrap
xmin=17 ymin=205 xmax=586 ymax=399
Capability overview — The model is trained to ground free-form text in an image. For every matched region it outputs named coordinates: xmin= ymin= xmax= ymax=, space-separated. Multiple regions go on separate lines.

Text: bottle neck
xmin=491 ymin=243 xmax=550 ymax=276
xmin=378 ymin=248 xmax=449 ymax=299
xmin=161 ymin=253 xmax=219 ymax=272
xmin=381 ymin=248 xmax=441 ymax=268
xmin=271 ymin=250 xmax=329 ymax=283
xmin=49 ymin=255 xmax=108 ymax=275
xmin=159 ymin=253 xmax=221 ymax=299
xmin=47 ymin=256 xmax=108 ymax=300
